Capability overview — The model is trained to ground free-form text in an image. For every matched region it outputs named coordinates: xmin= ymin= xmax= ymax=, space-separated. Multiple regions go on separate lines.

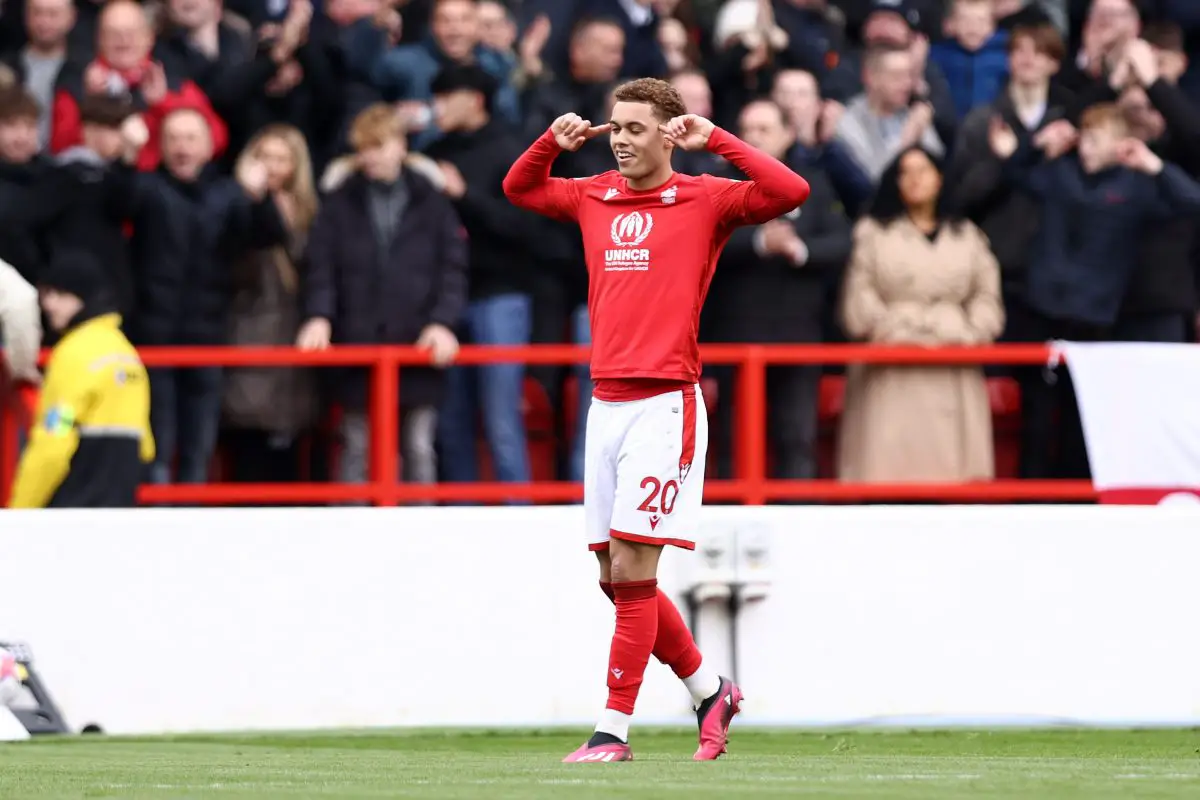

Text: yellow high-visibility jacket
xmin=8 ymin=313 xmax=154 ymax=508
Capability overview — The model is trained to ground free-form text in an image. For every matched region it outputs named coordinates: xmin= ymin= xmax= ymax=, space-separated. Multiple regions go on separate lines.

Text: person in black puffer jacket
xmin=131 ymin=106 xmax=288 ymax=487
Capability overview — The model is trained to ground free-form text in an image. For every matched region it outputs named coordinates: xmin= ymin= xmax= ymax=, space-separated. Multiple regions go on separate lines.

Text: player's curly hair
xmin=612 ymin=78 xmax=687 ymax=122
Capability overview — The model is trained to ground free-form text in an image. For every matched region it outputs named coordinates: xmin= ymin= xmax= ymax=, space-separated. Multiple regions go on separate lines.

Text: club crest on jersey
xmin=660 ymin=186 xmax=677 ymax=205
xmin=605 ymin=211 xmax=654 ymax=271
xmin=610 ymin=211 xmax=653 ymax=245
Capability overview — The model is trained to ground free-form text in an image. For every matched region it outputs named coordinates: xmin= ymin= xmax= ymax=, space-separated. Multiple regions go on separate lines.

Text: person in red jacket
xmin=49 ymin=0 xmax=227 ymax=171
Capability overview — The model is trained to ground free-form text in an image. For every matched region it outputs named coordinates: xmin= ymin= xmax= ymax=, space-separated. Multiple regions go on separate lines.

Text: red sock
xmin=652 ymin=589 xmax=704 ymax=679
xmin=600 ymin=582 xmax=702 ymax=681
xmin=606 ymin=579 xmax=659 ymax=714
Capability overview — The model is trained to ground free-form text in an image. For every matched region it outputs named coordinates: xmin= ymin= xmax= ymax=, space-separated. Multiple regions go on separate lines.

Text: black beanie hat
xmin=39 ymin=253 xmax=109 ymax=304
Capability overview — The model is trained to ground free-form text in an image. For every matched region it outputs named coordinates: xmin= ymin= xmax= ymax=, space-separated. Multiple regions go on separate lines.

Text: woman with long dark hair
xmin=838 ymin=145 xmax=1004 ymax=482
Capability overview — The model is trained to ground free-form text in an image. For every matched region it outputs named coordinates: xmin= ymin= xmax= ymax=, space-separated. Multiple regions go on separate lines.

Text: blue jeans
xmin=439 ymin=293 xmax=532 ymax=491
xmin=570 ymin=304 xmax=592 ymax=483
xmin=147 ymin=367 xmax=223 ymax=485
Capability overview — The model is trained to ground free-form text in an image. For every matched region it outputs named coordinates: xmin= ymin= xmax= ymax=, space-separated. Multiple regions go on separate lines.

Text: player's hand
xmin=1032 ymin=119 xmax=1078 ymax=159
xmin=988 ymin=117 xmax=1019 ymax=159
xmin=1115 ymin=137 xmax=1164 ymax=175
xmin=296 ymin=317 xmax=332 ymax=351
xmin=417 ymin=323 xmax=459 ymax=367
xmin=659 ymin=114 xmax=716 ymax=151
xmin=550 ymin=113 xmax=611 ymax=152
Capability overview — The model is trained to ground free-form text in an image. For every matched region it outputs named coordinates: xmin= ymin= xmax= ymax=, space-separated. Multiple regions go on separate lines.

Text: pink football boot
xmin=562 ymin=740 xmax=634 ymax=763
xmin=693 ymin=677 xmax=743 ymax=760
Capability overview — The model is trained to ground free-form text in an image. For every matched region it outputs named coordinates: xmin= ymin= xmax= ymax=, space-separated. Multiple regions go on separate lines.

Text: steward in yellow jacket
xmin=8 ymin=255 xmax=154 ymax=508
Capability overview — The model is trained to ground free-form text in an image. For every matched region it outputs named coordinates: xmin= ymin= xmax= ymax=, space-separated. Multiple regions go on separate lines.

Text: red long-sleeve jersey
xmin=503 ymin=126 xmax=810 ymax=400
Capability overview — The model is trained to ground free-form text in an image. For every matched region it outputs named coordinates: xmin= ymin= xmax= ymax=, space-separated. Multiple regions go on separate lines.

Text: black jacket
xmin=304 ymin=169 xmax=467 ymax=408
xmin=706 ymin=162 xmax=851 ymax=344
xmin=159 ymin=22 xmax=342 ymax=172
xmin=0 ymin=157 xmax=50 ymax=282
xmin=130 ymin=166 xmax=288 ymax=346
xmin=425 ymin=121 xmax=544 ymax=300
xmin=1122 ymin=80 xmax=1200 ymax=316
xmin=948 ymin=83 xmax=1074 ymax=295
xmin=1006 ymin=145 xmax=1200 ymax=327
xmin=19 ymin=149 xmax=139 ymax=321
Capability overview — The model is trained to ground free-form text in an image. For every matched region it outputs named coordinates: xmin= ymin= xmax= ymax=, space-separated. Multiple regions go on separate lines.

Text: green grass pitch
xmin=2 ymin=728 xmax=1199 ymax=798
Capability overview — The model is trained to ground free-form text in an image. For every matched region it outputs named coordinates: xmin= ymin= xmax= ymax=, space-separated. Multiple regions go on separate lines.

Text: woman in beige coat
xmin=838 ymin=146 xmax=1005 ymax=483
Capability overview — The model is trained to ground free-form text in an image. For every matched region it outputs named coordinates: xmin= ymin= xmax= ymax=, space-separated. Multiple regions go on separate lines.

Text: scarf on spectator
xmin=93 ymin=56 xmax=153 ymax=96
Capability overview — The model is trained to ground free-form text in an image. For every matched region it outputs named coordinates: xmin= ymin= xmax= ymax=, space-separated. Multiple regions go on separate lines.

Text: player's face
xmin=609 ymin=101 xmax=671 ymax=180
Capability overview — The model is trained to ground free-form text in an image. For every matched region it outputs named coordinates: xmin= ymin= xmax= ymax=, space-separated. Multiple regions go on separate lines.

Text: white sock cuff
xmin=594 ymin=708 xmax=632 ymax=743
xmin=682 ymin=661 xmax=722 ymax=708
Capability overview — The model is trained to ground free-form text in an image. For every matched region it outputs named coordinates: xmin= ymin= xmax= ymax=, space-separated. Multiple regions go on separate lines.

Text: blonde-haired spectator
xmin=838 ymin=146 xmax=1004 ymax=482
xmin=222 ymin=124 xmax=320 ymax=485
xmin=299 ymin=103 xmax=467 ymax=500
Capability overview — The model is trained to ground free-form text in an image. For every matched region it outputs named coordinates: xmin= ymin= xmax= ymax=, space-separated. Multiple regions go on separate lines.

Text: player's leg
xmin=565 ymin=398 xmax=637 ymax=763
xmin=587 ymin=535 xmax=661 ymax=749
xmin=591 ymin=386 xmax=727 ymax=750
xmin=597 ymin=552 xmax=720 ymax=710
xmin=677 ymin=390 xmax=742 ymax=759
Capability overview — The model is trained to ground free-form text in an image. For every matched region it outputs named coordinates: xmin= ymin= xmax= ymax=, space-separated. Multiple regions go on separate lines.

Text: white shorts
xmin=584 ymin=384 xmax=708 ymax=552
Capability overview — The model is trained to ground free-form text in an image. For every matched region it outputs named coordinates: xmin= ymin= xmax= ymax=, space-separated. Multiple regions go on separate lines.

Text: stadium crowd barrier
xmin=3 ymin=505 xmax=1197 ymax=734
xmin=0 ymin=343 xmax=1097 ymax=505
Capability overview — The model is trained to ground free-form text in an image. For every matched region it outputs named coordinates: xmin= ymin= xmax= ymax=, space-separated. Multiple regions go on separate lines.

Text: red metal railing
xmin=1 ymin=343 xmax=1097 ymax=506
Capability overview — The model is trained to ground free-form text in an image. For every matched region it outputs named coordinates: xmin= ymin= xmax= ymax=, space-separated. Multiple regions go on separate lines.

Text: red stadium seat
xmin=988 ymin=377 xmax=1023 ymax=479
xmin=814 ymin=374 xmax=1024 ymax=479
xmin=523 ymin=377 xmax=557 ymax=484
xmin=816 ymin=375 xmax=845 ymax=478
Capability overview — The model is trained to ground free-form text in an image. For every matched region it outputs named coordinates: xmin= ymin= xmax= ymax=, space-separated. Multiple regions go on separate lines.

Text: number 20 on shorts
xmin=638 ymin=476 xmax=679 ymax=515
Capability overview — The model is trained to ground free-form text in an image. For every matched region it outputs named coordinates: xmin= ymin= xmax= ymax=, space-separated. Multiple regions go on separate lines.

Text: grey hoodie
xmin=834 ymin=94 xmax=946 ymax=183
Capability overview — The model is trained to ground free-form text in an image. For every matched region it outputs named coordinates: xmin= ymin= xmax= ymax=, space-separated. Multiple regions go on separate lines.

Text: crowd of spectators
xmin=1 ymin=0 xmax=1199 ymax=497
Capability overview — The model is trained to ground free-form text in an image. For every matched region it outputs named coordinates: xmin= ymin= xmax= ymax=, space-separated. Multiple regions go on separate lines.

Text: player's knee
xmin=608 ymin=538 xmax=662 ymax=583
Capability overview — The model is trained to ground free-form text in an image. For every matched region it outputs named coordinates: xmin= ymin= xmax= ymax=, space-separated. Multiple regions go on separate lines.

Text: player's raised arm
xmin=661 ymin=114 xmax=810 ymax=225
xmin=502 ymin=113 xmax=611 ymax=221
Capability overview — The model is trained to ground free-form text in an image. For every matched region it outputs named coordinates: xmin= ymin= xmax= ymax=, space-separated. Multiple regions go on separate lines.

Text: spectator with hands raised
xmin=988 ymin=103 xmax=1200 ymax=478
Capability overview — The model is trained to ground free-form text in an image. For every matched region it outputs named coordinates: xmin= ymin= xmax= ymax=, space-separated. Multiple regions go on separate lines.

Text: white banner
xmin=2 ymin=506 xmax=1200 ymax=734
xmin=1064 ymin=341 xmax=1200 ymax=503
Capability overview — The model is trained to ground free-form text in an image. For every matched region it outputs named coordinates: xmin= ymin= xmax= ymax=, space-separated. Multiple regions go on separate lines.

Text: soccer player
xmin=503 ymin=78 xmax=810 ymax=762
